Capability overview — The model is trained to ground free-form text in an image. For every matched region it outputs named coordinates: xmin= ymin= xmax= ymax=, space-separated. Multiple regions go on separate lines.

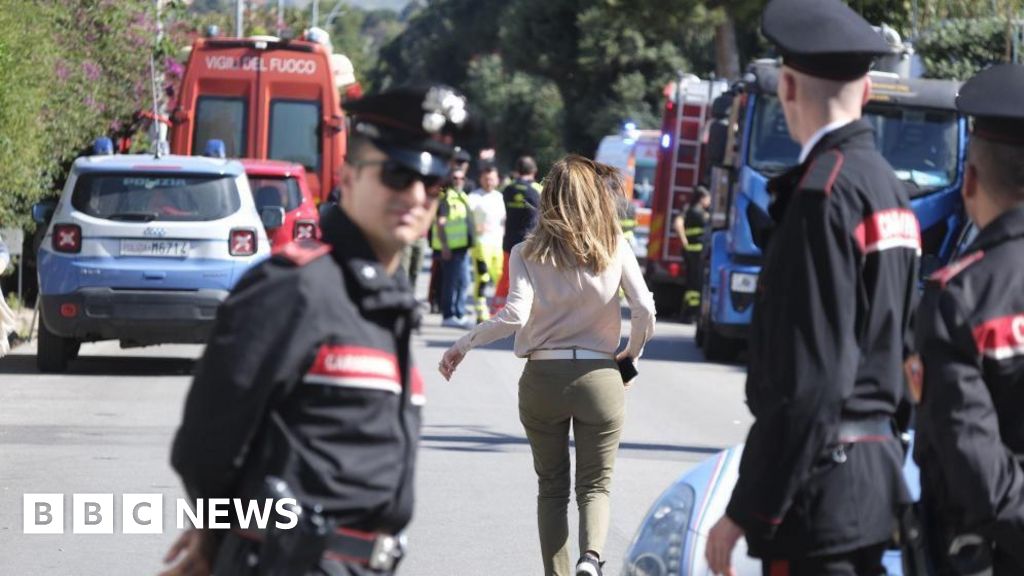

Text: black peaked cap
xmin=345 ymin=85 xmax=470 ymax=177
xmin=762 ymin=0 xmax=891 ymax=81
xmin=957 ymin=63 xmax=1024 ymax=146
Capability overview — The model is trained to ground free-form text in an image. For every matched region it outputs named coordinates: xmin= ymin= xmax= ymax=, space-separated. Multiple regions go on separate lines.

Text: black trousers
xmin=760 ymin=542 xmax=888 ymax=576
xmin=213 ymin=532 xmax=393 ymax=576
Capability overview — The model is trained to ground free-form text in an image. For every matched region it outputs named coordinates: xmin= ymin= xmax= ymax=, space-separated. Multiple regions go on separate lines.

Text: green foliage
xmin=373 ymin=0 xmax=505 ymax=89
xmin=918 ymin=17 xmax=1009 ymax=79
xmin=463 ymin=55 xmax=564 ymax=175
xmin=0 ymin=0 xmax=53 ymax=228
xmin=0 ymin=0 xmax=194 ymax=230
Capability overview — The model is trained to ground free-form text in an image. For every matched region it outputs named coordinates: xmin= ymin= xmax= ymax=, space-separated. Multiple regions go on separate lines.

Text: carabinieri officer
xmin=706 ymin=1 xmax=920 ymax=574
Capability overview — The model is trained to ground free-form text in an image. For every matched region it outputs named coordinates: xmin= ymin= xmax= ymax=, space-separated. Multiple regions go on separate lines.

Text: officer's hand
xmin=441 ymin=247 xmax=452 ymax=261
xmin=705 ymin=515 xmax=743 ymax=576
xmin=438 ymin=346 xmax=465 ymax=381
xmin=159 ymin=529 xmax=213 ymax=576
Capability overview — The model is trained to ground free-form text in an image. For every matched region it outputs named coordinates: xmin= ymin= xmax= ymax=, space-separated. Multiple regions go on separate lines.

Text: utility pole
xmin=312 ymin=0 xmax=319 ymax=28
xmin=326 ymin=0 xmax=346 ymax=28
xmin=277 ymin=0 xmax=285 ymax=36
xmin=235 ymin=0 xmax=244 ymax=37
xmin=151 ymin=0 xmax=168 ymax=155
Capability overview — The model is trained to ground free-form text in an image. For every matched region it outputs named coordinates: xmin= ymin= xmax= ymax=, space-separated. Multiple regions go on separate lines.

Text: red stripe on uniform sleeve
xmin=852 ymin=208 xmax=921 ymax=254
xmin=308 ymin=345 xmax=400 ymax=381
xmin=972 ymin=314 xmax=1024 ymax=360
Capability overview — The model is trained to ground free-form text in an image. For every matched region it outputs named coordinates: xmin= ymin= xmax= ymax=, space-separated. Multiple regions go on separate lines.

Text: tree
xmin=372 ymin=0 xmax=505 ymax=89
xmin=463 ymin=54 xmax=564 ymax=175
xmin=500 ymin=0 xmax=718 ymax=155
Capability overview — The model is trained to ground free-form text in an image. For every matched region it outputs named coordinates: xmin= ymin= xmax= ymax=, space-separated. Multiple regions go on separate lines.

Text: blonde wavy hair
xmin=521 ymin=155 xmax=622 ymax=273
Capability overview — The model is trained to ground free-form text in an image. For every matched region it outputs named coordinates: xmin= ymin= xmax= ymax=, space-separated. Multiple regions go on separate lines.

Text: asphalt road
xmin=0 ymin=301 xmax=752 ymax=575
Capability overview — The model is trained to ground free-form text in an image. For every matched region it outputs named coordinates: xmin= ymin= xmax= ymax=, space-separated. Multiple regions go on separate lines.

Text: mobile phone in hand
xmin=617 ymin=356 xmax=638 ymax=384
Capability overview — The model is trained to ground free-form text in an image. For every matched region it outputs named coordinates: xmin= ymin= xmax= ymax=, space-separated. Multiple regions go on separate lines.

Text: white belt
xmin=529 ymin=349 xmax=614 ymax=361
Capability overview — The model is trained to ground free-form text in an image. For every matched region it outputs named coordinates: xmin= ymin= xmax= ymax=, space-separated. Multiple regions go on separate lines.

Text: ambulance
xmin=169 ymin=31 xmax=348 ymax=204
xmin=595 ymin=126 xmax=660 ymax=260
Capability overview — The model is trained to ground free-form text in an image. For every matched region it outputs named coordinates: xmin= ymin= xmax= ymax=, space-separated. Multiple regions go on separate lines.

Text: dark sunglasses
xmin=349 ymin=159 xmax=444 ymax=198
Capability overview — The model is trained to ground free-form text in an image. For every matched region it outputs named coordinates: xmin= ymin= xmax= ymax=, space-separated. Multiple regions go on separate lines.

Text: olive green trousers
xmin=518 ymin=358 xmax=625 ymax=576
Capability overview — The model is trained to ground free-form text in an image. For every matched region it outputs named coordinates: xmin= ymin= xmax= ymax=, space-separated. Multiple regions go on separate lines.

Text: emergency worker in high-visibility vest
xmin=432 ymin=170 xmax=476 ymax=328
xmin=673 ymin=187 xmax=710 ymax=322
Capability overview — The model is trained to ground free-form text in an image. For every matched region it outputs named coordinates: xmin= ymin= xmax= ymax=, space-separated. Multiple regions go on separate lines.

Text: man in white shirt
xmin=468 ymin=165 xmax=506 ymax=322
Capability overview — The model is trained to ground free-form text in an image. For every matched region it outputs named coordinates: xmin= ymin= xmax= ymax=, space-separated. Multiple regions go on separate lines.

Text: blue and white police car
xmin=620 ymin=441 xmax=921 ymax=575
xmin=33 ymin=141 xmax=275 ymax=372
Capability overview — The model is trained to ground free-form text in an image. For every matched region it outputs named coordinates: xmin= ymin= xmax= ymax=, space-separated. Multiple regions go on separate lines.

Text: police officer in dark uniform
xmin=915 ymin=64 xmax=1024 ymax=575
xmin=161 ymin=85 xmax=469 ymax=576
xmin=705 ymin=1 xmax=919 ymax=574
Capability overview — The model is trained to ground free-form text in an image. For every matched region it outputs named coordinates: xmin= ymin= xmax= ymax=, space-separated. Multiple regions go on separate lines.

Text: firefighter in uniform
xmin=492 ymin=156 xmax=542 ymax=314
xmin=705 ymin=1 xmax=918 ymax=574
xmin=914 ymin=64 xmax=1024 ymax=575
xmin=674 ymin=187 xmax=710 ymax=322
xmin=161 ymin=85 xmax=469 ymax=576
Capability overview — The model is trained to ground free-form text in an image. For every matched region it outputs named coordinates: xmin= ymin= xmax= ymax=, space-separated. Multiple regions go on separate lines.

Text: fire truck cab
xmin=169 ymin=33 xmax=346 ymax=204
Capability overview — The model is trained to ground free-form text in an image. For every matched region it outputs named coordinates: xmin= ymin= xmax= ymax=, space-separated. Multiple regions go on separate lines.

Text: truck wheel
xmin=703 ymin=322 xmax=740 ymax=363
xmin=652 ymin=284 xmax=682 ymax=318
xmin=37 ymin=322 xmax=75 ymax=373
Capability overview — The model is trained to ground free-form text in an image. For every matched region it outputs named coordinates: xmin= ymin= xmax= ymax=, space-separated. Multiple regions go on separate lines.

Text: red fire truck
xmin=169 ymin=33 xmax=346 ymax=204
xmin=645 ymin=75 xmax=727 ymax=316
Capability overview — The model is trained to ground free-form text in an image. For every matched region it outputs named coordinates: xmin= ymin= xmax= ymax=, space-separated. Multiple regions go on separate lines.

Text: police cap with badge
xmin=344 ymin=85 xmax=469 ymax=182
xmin=762 ymin=0 xmax=891 ymax=81
xmin=957 ymin=63 xmax=1024 ymax=146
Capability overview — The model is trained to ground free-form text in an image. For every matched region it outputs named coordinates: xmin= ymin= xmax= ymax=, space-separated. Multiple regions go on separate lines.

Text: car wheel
xmin=703 ymin=321 xmax=740 ymax=363
xmin=37 ymin=322 xmax=75 ymax=373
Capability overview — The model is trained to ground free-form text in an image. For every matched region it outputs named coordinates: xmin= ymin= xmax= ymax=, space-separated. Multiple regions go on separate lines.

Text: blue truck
xmin=697 ymin=60 xmax=967 ymax=361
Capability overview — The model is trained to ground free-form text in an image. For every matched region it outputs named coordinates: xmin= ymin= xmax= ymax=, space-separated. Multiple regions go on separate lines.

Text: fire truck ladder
xmin=662 ymin=74 xmax=709 ymax=263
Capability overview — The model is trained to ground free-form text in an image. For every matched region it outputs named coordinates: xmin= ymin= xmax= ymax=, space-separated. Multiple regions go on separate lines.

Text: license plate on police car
xmin=120 ymin=239 xmax=191 ymax=258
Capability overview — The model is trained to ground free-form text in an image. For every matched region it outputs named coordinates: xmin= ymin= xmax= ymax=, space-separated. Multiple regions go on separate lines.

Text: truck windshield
xmin=71 ymin=173 xmax=241 ymax=222
xmin=748 ymin=96 xmax=959 ymax=196
xmin=866 ymin=106 xmax=959 ymax=195
xmin=633 ymin=163 xmax=656 ymax=208
xmin=193 ymin=96 xmax=247 ymax=158
xmin=747 ymin=96 xmax=800 ymax=176
xmin=269 ymin=100 xmax=321 ymax=172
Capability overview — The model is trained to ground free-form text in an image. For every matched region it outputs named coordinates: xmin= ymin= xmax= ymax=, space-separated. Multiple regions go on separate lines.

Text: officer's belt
xmin=233 ymin=525 xmax=404 ymax=571
xmin=837 ymin=417 xmax=894 ymax=443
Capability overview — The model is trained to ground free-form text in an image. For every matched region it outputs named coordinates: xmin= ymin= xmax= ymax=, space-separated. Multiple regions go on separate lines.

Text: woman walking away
xmin=438 ymin=155 xmax=656 ymax=576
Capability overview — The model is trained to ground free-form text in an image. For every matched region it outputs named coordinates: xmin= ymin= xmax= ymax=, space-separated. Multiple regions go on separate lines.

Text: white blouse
xmin=454 ymin=237 xmax=656 ymax=359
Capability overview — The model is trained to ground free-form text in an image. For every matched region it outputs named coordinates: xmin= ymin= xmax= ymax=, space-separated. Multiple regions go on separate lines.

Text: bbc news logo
xmin=23 ymin=494 xmax=298 ymax=534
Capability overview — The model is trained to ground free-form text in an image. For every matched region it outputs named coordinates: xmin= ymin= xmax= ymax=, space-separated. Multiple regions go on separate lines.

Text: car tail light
xmin=52 ymin=224 xmax=82 ymax=253
xmin=229 ymin=228 xmax=257 ymax=256
xmin=667 ymin=262 xmax=682 ymax=278
xmin=60 ymin=303 xmax=79 ymax=318
xmin=293 ymin=220 xmax=317 ymax=240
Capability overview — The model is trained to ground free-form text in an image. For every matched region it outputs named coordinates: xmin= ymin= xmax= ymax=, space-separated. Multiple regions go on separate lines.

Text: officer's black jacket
xmin=171 ymin=207 xmax=423 ymax=534
xmin=915 ymin=205 xmax=1024 ymax=569
xmin=727 ymin=120 xmax=919 ymax=555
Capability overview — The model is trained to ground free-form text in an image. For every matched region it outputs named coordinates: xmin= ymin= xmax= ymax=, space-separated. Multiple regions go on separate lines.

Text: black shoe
xmin=7 ymin=331 xmax=23 ymax=348
xmin=576 ymin=552 xmax=604 ymax=576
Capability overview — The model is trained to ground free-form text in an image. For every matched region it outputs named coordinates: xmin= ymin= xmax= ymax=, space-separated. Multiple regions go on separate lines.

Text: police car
xmin=32 ymin=140 xmax=275 ymax=372
xmin=622 ymin=439 xmax=921 ymax=575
